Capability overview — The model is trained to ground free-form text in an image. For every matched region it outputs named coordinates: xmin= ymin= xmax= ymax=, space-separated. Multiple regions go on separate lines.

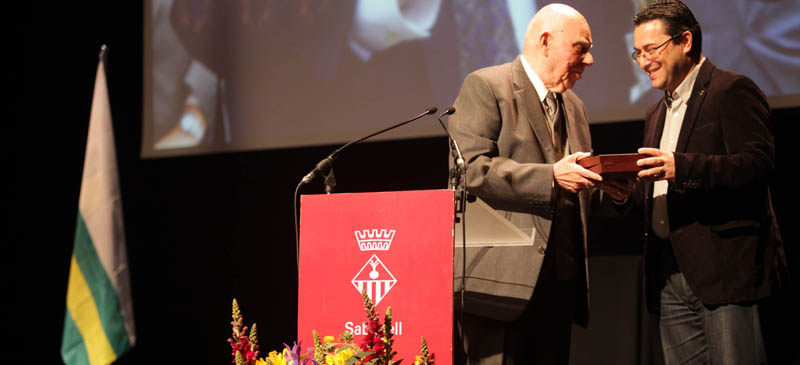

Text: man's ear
xmin=680 ymin=30 xmax=692 ymax=57
xmin=540 ymin=31 xmax=551 ymax=57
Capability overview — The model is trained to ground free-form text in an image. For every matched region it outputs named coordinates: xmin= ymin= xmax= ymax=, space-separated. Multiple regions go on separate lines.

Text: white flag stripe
xmin=78 ymin=60 xmax=136 ymax=344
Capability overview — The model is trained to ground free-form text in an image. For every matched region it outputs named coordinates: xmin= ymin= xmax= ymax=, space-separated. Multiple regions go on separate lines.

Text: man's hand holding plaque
xmin=577 ymin=153 xmax=643 ymax=202
xmin=635 ymin=147 xmax=675 ymax=182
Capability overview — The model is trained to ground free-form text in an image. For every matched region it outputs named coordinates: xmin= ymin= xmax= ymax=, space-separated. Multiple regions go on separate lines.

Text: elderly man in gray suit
xmin=450 ymin=4 xmax=628 ymax=364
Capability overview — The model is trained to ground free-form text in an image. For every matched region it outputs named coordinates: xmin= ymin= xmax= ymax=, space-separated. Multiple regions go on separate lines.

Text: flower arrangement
xmin=228 ymin=291 xmax=435 ymax=365
xmin=228 ymin=299 xmax=259 ymax=364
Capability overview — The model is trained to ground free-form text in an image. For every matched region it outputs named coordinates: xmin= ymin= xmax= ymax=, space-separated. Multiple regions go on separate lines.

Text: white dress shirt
xmin=652 ymin=57 xmax=705 ymax=239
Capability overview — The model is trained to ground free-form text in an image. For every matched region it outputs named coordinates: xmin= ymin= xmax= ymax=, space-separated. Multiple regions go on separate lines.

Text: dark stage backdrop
xmin=30 ymin=1 xmax=798 ymax=364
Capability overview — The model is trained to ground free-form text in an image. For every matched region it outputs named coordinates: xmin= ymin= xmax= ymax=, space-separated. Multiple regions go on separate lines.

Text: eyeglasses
xmin=630 ymin=33 xmax=682 ymax=62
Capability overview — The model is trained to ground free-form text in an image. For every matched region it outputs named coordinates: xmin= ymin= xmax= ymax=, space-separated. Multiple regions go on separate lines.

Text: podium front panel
xmin=298 ymin=189 xmax=454 ymax=364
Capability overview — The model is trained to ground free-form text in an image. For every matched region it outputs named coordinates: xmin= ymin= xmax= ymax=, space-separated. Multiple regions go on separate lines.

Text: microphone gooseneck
xmin=299 ymin=106 xmax=438 ymax=187
xmin=294 ymin=106 xmax=440 ymax=274
xmin=437 ymin=106 xmax=469 ymax=333
xmin=436 ymin=107 xmax=465 ymax=188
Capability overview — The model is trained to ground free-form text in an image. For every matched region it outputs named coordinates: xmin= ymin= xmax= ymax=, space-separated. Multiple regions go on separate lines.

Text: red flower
xmin=360 ymin=316 xmax=384 ymax=362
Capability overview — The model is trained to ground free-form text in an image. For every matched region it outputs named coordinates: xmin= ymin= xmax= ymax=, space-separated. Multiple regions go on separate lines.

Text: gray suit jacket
xmin=450 ymin=56 xmax=592 ymax=325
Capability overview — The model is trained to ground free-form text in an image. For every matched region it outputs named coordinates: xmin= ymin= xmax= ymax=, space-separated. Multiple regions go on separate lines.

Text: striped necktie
xmin=545 ymin=91 xmax=565 ymax=159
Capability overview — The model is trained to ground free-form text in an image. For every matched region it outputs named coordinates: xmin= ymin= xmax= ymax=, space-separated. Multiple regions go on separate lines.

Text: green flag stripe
xmin=62 ymin=310 xmax=91 ymax=365
xmin=73 ymin=213 xmax=132 ymax=355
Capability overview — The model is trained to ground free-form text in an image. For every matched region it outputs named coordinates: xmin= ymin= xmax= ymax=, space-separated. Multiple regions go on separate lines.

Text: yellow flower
xmin=415 ymin=355 xmax=423 ymax=365
xmin=325 ymin=347 xmax=356 ymax=365
xmin=255 ymin=359 xmax=268 ymax=365
xmin=265 ymin=349 xmax=288 ymax=365
xmin=324 ymin=335 xmax=335 ymax=344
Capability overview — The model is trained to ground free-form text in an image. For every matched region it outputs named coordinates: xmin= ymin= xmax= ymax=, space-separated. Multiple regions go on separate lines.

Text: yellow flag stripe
xmin=66 ymin=255 xmax=118 ymax=365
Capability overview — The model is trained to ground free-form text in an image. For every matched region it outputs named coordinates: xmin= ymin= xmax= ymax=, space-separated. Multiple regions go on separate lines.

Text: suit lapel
xmin=561 ymin=92 xmax=590 ymax=153
xmin=675 ymin=60 xmax=713 ymax=153
xmin=512 ymin=57 xmax=557 ymax=163
xmin=641 ymin=83 xmax=667 ymax=221
xmin=644 ymin=102 xmax=666 ymax=148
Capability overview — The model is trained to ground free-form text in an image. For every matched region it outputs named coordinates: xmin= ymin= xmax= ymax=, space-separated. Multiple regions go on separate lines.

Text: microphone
xmin=294 ymin=106 xmax=437 ymax=272
xmin=436 ymin=107 xmax=466 ymax=187
xmin=299 ymin=106 xmax=438 ymax=187
xmin=438 ymin=107 xmax=468 ymax=327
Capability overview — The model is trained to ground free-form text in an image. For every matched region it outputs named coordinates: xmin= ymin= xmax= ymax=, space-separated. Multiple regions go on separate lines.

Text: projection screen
xmin=142 ymin=0 xmax=800 ymax=158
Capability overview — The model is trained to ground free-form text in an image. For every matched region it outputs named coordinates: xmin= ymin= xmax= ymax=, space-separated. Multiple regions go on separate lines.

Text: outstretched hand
xmin=637 ymin=147 xmax=675 ymax=181
xmin=553 ymin=152 xmax=602 ymax=192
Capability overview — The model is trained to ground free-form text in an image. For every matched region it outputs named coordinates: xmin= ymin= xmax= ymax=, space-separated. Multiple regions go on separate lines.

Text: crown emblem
xmin=355 ymin=229 xmax=395 ymax=251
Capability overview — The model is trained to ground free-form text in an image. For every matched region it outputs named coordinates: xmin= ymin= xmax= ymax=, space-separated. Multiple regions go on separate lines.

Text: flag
xmin=61 ymin=47 xmax=136 ymax=365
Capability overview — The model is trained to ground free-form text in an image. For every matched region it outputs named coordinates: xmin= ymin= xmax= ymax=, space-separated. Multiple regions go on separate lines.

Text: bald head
xmin=525 ymin=4 xmax=586 ymax=42
xmin=522 ymin=4 xmax=594 ymax=92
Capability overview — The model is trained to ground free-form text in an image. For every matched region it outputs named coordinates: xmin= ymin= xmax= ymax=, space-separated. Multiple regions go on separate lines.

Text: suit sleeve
xmin=673 ymin=76 xmax=775 ymax=191
xmin=450 ymin=72 xmax=555 ymax=215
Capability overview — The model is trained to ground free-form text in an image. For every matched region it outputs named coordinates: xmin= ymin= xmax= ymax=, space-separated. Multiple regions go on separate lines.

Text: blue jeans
xmin=659 ymin=272 xmax=767 ymax=364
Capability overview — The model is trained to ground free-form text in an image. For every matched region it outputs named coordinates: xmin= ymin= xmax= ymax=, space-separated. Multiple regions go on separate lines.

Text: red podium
xmin=298 ymin=190 xmax=454 ymax=364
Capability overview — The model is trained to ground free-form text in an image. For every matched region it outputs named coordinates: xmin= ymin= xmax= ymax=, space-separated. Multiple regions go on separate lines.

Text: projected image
xmin=623 ymin=0 xmax=800 ymax=107
xmin=146 ymin=0 xmax=457 ymax=156
xmin=143 ymin=0 xmax=800 ymax=158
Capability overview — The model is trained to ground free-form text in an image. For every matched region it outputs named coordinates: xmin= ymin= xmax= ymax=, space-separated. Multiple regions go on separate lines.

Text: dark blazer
xmin=640 ymin=59 xmax=783 ymax=310
xmin=450 ymin=56 xmax=592 ymax=326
